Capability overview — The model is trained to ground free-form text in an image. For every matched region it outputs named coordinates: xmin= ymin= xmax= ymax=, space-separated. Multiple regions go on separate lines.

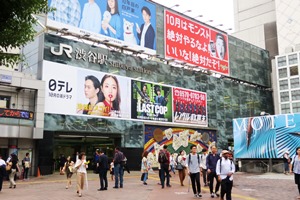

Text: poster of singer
xmin=173 ymin=87 xmax=207 ymax=126
xmin=131 ymin=80 xmax=172 ymax=122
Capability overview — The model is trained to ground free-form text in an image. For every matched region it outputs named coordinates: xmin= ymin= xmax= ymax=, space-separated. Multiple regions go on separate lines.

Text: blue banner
xmin=233 ymin=114 xmax=300 ymax=158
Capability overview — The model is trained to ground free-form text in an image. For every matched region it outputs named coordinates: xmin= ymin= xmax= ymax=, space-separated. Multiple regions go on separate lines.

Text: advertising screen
xmin=233 ymin=114 xmax=300 ymax=158
xmin=42 ymin=60 xmax=131 ymax=119
xmin=173 ymin=87 xmax=207 ymax=126
xmin=47 ymin=0 xmax=156 ymax=54
xmin=131 ymin=80 xmax=172 ymax=122
xmin=164 ymin=10 xmax=229 ymax=75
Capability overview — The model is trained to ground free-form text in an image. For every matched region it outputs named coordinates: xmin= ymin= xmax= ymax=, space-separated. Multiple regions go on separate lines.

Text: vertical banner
xmin=47 ymin=0 xmax=156 ymax=54
xmin=173 ymin=88 xmax=207 ymax=126
xmin=164 ymin=10 xmax=229 ymax=75
xmin=131 ymin=80 xmax=172 ymax=122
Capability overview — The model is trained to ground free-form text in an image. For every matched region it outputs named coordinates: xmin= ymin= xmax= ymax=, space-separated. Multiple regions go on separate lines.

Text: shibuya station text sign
xmin=233 ymin=114 xmax=300 ymax=159
xmin=48 ymin=41 xmax=151 ymax=74
xmin=164 ymin=10 xmax=229 ymax=75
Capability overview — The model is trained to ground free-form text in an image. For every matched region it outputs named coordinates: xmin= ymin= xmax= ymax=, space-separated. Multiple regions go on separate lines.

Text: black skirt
xmin=295 ymin=173 xmax=300 ymax=185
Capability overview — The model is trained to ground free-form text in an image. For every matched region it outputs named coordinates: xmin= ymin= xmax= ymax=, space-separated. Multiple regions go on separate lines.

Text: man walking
xmin=186 ymin=145 xmax=202 ymax=198
xmin=216 ymin=150 xmax=235 ymax=200
xmin=158 ymin=145 xmax=171 ymax=188
xmin=97 ymin=149 xmax=108 ymax=191
xmin=207 ymin=146 xmax=221 ymax=198
xmin=0 ymin=155 xmax=6 ymax=192
xmin=113 ymin=147 xmax=125 ymax=189
xmin=200 ymin=149 xmax=208 ymax=186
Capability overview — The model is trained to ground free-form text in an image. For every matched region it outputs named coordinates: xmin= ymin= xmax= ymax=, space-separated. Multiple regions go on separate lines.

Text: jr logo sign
xmin=50 ymin=43 xmax=72 ymax=58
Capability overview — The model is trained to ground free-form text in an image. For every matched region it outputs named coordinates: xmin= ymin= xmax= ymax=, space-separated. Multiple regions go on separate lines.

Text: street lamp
xmin=182 ymin=10 xmax=192 ymax=14
xmin=170 ymin=4 xmax=179 ymax=9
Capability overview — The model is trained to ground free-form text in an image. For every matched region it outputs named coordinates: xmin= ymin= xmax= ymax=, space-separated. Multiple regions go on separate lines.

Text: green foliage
xmin=0 ymin=0 xmax=52 ymax=67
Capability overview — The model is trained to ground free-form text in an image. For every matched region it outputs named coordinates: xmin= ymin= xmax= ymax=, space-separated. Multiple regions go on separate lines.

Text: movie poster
xmin=131 ymin=80 xmax=172 ymax=122
xmin=173 ymin=87 xmax=207 ymax=126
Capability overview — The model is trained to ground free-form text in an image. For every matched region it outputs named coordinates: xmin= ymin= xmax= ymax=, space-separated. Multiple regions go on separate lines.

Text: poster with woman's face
xmin=77 ymin=68 xmax=131 ymax=119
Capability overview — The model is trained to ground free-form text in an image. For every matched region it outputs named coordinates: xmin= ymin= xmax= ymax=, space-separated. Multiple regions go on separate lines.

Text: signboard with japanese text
xmin=0 ymin=108 xmax=34 ymax=120
xmin=173 ymin=87 xmax=207 ymax=126
xmin=233 ymin=114 xmax=300 ymax=158
xmin=47 ymin=0 xmax=156 ymax=54
xmin=164 ymin=10 xmax=229 ymax=75
xmin=42 ymin=60 xmax=131 ymax=119
xmin=131 ymin=80 xmax=172 ymax=122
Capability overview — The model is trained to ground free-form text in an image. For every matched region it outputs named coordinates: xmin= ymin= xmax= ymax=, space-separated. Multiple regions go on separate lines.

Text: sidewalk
xmin=0 ymin=171 xmax=296 ymax=200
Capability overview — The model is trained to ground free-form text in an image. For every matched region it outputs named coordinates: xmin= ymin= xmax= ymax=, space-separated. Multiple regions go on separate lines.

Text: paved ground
xmin=0 ymin=171 xmax=297 ymax=200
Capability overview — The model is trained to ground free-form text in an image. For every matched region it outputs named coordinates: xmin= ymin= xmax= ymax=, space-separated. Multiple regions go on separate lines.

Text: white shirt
xmin=75 ymin=159 xmax=88 ymax=173
xmin=79 ymin=2 xmax=101 ymax=33
xmin=141 ymin=23 xmax=151 ymax=47
xmin=200 ymin=154 xmax=207 ymax=169
xmin=0 ymin=158 xmax=6 ymax=166
xmin=216 ymin=157 xmax=235 ymax=181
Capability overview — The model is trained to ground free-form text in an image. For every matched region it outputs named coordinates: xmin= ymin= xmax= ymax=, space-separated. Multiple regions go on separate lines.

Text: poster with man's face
xmin=131 ymin=80 xmax=172 ymax=122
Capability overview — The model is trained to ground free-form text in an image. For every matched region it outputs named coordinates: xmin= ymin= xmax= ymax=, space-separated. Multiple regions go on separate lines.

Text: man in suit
xmin=97 ymin=149 xmax=109 ymax=191
xmin=154 ymin=86 xmax=168 ymax=119
xmin=136 ymin=6 xmax=155 ymax=49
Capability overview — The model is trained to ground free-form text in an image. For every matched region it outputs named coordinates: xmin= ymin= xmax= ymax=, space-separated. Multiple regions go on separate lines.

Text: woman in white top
xmin=291 ymin=147 xmax=300 ymax=199
xmin=74 ymin=152 xmax=88 ymax=197
xmin=176 ymin=150 xmax=186 ymax=186
xmin=141 ymin=151 xmax=149 ymax=185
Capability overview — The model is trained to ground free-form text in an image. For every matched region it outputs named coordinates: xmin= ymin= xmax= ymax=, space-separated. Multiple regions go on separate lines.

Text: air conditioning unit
xmin=285 ymin=46 xmax=294 ymax=53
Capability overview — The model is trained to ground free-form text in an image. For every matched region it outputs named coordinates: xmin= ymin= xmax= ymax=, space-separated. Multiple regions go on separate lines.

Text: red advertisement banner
xmin=173 ymin=88 xmax=207 ymax=126
xmin=165 ymin=10 xmax=229 ymax=75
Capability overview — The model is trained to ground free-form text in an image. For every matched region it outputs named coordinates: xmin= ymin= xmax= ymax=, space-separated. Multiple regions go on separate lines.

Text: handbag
xmin=175 ymin=163 xmax=183 ymax=170
xmin=6 ymin=162 xmax=12 ymax=171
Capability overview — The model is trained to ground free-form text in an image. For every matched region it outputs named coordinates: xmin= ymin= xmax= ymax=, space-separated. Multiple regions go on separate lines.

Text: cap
xmin=222 ymin=150 xmax=229 ymax=154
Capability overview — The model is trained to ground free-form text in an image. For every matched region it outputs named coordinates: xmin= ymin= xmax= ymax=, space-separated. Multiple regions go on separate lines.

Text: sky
xmin=152 ymin=0 xmax=235 ymax=33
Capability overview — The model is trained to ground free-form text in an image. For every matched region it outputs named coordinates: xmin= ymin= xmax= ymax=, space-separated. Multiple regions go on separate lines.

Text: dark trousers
xmin=0 ymin=176 xmax=3 ymax=191
xmin=24 ymin=168 xmax=29 ymax=179
xmin=208 ymin=171 xmax=220 ymax=193
xmin=160 ymin=164 xmax=170 ymax=187
xmin=202 ymin=169 xmax=207 ymax=184
xmin=221 ymin=179 xmax=233 ymax=200
xmin=99 ymin=169 xmax=108 ymax=189
xmin=190 ymin=172 xmax=201 ymax=195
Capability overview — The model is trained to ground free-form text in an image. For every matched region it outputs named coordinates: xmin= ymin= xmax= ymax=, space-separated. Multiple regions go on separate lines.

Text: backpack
xmin=158 ymin=150 xmax=168 ymax=164
xmin=188 ymin=153 xmax=200 ymax=165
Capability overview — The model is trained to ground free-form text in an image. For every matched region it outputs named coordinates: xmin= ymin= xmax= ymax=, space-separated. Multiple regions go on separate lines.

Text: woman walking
xmin=7 ymin=154 xmax=20 ymax=189
xmin=291 ymin=147 xmax=300 ymax=199
xmin=176 ymin=150 xmax=186 ymax=186
xmin=74 ymin=152 xmax=88 ymax=197
xmin=141 ymin=151 xmax=149 ymax=185
xmin=62 ymin=156 xmax=74 ymax=189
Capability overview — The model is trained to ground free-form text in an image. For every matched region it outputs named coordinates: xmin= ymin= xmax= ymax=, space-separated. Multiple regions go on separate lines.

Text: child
xmin=110 ymin=160 xmax=114 ymax=181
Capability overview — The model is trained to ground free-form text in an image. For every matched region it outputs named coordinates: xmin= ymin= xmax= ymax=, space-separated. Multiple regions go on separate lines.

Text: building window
xmin=277 ymin=56 xmax=287 ymax=67
xmin=278 ymin=68 xmax=288 ymax=78
xmin=279 ymin=80 xmax=289 ymax=90
xmin=292 ymin=102 xmax=300 ymax=113
xmin=281 ymin=103 xmax=290 ymax=114
xmin=291 ymin=78 xmax=300 ymax=89
xmin=288 ymin=54 xmax=298 ymax=65
xmin=0 ymin=96 xmax=10 ymax=108
xmin=280 ymin=91 xmax=289 ymax=102
xmin=290 ymin=66 xmax=299 ymax=76
xmin=291 ymin=90 xmax=300 ymax=101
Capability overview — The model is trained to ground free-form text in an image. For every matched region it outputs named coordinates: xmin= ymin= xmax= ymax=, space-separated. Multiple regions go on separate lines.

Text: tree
xmin=0 ymin=0 xmax=52 ymax=68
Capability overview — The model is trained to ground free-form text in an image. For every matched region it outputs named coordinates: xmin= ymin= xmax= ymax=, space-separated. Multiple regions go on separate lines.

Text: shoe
xmin=65 ymin=186 xmax=68 ymax=189
xmin=97 ymin=188 xmax=104 ymax=191
xmin=9 ymin=186 xmax=12 ymax=189
xmin=78 ymin=193 xmax=82 ymax=197
xmin=13 ymin=185 xmax=16 ymax=188
xmin=167 ymin=185 xmax=172 ymax=187
xmin=103 ymin=188 xmax=107 ymax=190
xmin=211 ymin=193 xmax=215 ymax=198
xmin=198 ymin=193 xmax=202 ymax=198
xmin=143 ymin=182 xmax=147 ymax=185
xmin=120 ymin=185 xmax=123 ymax=188
xmin=113 ymin=186 xmax=118 ymax=189
xmin=181 ymin=183 xmax=184 ymax=186
xmin=194 ymin=194 xmax=198 ymax=198
xmin=215 ymin=192 xmax=220 ymax=197
xmin=161 ymin=186 xmax=164 ymax=189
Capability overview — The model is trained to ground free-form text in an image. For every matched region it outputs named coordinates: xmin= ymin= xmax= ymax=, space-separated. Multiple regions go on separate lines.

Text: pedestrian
xmin=113 ymin=147 xmax=125 ymax=189
xmin=6 ymin=153 xmax=20 ymax=189
xmin=0 ymin=155 xmax=6 ymax=192
xmin=97 ymin=149 xmax=108 ymax=191
xmin=74 ymin=152 xmax=88 ymax=197
xmin=22 ymin=153 xmax=31 ymax=180
xmin=59 ymin=154 xmax=66 ymax=175
xmin=110 ymin=160 xmax=114 ymax=181
xmin=200 ymin=149 xmax=208 ymax=186
xmin=176 ymin=150 xmax=186 ymax=186
xmin=206 ymin=145 xmax=221 ymax=198
xmin=158 ymin=145 xmax=171 ymax=188
xmin=283 ymin=150 xmax=291 ymax=175
xmin=170 ymin=153 xmax=176 ymax=176
xmin=62 ymin=156 xmax=74 ymax=189
xmin=186 ymin=145 xmax=202 ymax=198
xmin=94 ymin=149 xmax=100 ymax=174
xmin=216 ymin=150 xmax=235 ymax=200
xmin=290 ymin=146 xmax=300 ymax=199
xmin=141 ymin=151 xmax=149 ymax=185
